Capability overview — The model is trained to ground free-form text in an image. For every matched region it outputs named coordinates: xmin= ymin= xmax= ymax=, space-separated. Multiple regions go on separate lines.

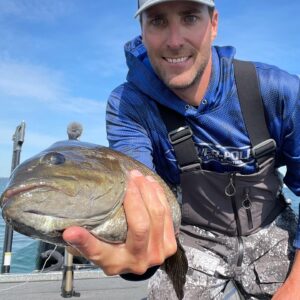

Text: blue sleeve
xmin=270 ymin=73 xmax=300 ymax=195
xmin=106 ymin=84 xmax=155 ymax=171
xmin=258 ymin=66 xmax=300 ymax=248
xmin=257 ymin=65 xmax=300 ymax=195
xmin=280 ymin=77 xmax=300 ymax=248
xmin=281 ymin=77 xmax=300 ymax=249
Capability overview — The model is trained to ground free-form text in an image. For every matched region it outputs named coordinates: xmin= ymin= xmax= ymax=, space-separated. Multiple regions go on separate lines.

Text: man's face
xmin=141 ymin=1 xmax=218 ymax=92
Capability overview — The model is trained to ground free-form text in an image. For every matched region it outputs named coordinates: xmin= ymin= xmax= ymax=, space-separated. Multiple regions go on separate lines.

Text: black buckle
xmin=168 ymin=126 xmax=193 ymax=145
xmin=179 ymin=161 xmax=202 ymax=172
xmin=251 ymin=139 xmax=276 ymax=159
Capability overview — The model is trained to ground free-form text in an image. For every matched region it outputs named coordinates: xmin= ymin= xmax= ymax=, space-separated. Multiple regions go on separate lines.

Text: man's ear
xmin=211 ymin=10 xmax=218 ymax=42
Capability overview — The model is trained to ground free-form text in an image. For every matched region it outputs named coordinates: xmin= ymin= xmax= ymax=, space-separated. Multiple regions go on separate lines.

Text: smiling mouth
xmin=163 ymin=56 xmax=190 ymax=64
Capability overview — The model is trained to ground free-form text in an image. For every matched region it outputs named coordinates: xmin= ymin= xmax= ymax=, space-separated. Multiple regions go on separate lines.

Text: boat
xmin=0 ymin=269 xmax=147 ymax=300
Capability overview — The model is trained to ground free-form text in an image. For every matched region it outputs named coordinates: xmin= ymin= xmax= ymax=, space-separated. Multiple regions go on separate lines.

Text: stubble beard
xmin=154 ymin=53 xmax=210 ymax=92
xmin=168 ymin=61 xmax=207 ymax=91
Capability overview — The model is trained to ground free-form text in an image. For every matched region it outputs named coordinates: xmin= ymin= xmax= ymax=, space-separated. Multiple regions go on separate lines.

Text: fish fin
xmin=164 ymin=238 xmax=188 ymax=300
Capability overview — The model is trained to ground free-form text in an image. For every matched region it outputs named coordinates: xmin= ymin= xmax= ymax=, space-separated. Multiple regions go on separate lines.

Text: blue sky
xmin=0 ymin=0 xmax=299 ymax=177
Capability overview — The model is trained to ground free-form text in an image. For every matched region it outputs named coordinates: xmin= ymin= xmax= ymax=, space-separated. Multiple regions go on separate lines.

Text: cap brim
xmin=134 ymin=0 xmax=215 ymax=18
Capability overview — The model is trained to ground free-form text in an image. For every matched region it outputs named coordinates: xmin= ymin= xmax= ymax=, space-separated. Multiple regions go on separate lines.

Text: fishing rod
xmin=1 ymin=121 xmax=26 ymax=274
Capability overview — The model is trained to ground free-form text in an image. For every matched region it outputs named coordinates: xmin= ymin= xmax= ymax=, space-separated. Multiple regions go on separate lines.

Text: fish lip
xmin=4 ymin=184 xmax=36 ymax=198
xmin=23 ymin=210 xmax=69 ymax=220
xmin=1 ymin=185 xmax=36 ymax=208
xmin=1 ymin=183 xmax=58 ymax=208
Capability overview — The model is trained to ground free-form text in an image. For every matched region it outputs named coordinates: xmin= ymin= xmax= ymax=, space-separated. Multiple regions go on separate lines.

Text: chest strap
xmin=158 ymin=60 xmax=276 ymax=171
xmin=168 ymin=125 xmax=201 ymax=172
xmin=233 ymin=60 xmax=276 ymax=167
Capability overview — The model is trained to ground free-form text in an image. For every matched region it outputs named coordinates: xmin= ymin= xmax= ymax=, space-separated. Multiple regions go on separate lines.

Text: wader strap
xmin=233 ymin=60 xmax=276 ymax=167
xmin=159 ymin=106 xmax=201 ymax=172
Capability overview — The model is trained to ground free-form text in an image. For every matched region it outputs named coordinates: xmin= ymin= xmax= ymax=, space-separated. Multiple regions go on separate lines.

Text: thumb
xmin=63 ymin=226 xmax=106 ymax=259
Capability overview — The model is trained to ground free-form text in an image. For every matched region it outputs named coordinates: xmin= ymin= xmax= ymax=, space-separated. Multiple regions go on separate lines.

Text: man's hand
xmin=63 ymin=169 xmax=177 ymax=275
xmin=272 ymin=250 xmax=300 ymax=299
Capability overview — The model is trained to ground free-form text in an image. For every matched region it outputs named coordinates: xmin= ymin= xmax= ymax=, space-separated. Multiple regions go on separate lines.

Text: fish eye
xmin=42 ymin=152 xmax=66 ymax=166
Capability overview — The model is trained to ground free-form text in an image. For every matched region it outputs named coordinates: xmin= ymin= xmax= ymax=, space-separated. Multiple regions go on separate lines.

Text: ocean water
xmin=0 ymin=178 xmax=299 ymax=274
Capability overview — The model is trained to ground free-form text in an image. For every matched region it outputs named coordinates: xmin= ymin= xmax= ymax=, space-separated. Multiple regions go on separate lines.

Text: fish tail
xmin=164 ymin=238 xmax=188 ymax=300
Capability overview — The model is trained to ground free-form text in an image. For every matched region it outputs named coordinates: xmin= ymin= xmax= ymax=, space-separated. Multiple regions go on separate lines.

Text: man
xmin=63 ymin=0 xmax=300 ymax=299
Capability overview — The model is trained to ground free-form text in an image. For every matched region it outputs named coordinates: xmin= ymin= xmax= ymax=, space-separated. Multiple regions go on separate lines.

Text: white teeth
xmin=165 ymin=57 xmax=189 ymax=64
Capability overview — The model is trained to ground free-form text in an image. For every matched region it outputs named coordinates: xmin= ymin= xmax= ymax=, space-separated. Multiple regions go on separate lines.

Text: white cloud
xmin=0 ymin=60 xmax=105 ymax=115
xmin=0 ymin=61 xmax=66 ymax=102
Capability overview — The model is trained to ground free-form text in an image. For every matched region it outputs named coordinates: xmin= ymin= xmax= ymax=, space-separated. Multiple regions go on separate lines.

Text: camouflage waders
xmin=148 ymin=207 xmax=296 ymax=299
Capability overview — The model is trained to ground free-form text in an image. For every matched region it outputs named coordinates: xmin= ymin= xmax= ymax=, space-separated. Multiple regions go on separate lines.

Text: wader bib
xmin=153 ymin=60 xmax=294 ymax=299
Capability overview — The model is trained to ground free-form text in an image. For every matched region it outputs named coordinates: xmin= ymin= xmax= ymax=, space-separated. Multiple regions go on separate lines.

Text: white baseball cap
xmin=135 ymin=0 xmax=215 ymax=17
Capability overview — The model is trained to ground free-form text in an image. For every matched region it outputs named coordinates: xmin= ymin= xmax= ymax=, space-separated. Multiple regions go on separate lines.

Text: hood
xmin=125 ymin=36 xmax=237 ymax=116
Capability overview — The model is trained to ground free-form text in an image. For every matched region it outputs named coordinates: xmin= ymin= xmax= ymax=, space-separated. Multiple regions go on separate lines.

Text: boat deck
xmin=0 ymin=270 xmax=148 ymax=300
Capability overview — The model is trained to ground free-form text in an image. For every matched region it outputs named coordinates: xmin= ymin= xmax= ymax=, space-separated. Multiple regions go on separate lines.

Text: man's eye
xmin=184 ymin=15 xmax=198 ymax=24
xmin=150 ymin=18 xmax=166 ymax=27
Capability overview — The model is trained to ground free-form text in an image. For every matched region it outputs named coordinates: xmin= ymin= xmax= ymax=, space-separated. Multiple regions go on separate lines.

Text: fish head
xmin=0 ymin=141 xmax=126 ymax=245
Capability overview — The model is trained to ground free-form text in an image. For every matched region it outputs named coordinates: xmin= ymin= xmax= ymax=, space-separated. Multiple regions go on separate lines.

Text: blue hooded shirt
xmin=106 ymin=36 xmax=300 ymax=247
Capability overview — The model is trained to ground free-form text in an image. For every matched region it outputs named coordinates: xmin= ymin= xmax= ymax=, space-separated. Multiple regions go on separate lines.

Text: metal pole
xmin=1 ymin=121 xmax=26 ymax=274
xmin=61 ymin=123 xmax=82 ymax=297
xmin=60 ymin=245 xmax=80 ymax=297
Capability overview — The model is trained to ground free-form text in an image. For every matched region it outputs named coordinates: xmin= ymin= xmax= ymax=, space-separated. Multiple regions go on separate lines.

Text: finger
xmin=129 ymin=173 xmax=176 ymax=266
xmin=162 ymin=205 xmax=177 ymax=258
xmin=148 ymin=177 xmax=177 ymax=254
xmin=63 ymin=226 xmax=108 ymax=261
xmin=124 ymin=170 xmax=151 ymax=256
xmin=142 ymin=176 xmax=167 ymax=262
xmin=63 ymin=226 xmax=130 ymax=274
xmin=145 ymin=176 xmax=177 ymax=261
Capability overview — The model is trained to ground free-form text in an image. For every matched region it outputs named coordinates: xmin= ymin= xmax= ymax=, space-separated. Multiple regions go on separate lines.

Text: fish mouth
xmin=1 ymin=184 xmax=37 ymax=208
xmin=1 ymin=181 xmax=75 ymax=208
xmin=21 ymin=210 xmax=100 ymax=227
xmin=24 ymin=210 xmax=68 ymax=218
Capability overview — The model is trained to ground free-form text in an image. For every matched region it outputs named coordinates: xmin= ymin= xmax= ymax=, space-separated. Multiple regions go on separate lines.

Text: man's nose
xmin=166 ymin=23 xmax=184 ymax=49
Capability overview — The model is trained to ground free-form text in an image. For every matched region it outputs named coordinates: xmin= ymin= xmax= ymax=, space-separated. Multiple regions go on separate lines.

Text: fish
xmin=0 ymin=140 xmax=187 ymax=299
